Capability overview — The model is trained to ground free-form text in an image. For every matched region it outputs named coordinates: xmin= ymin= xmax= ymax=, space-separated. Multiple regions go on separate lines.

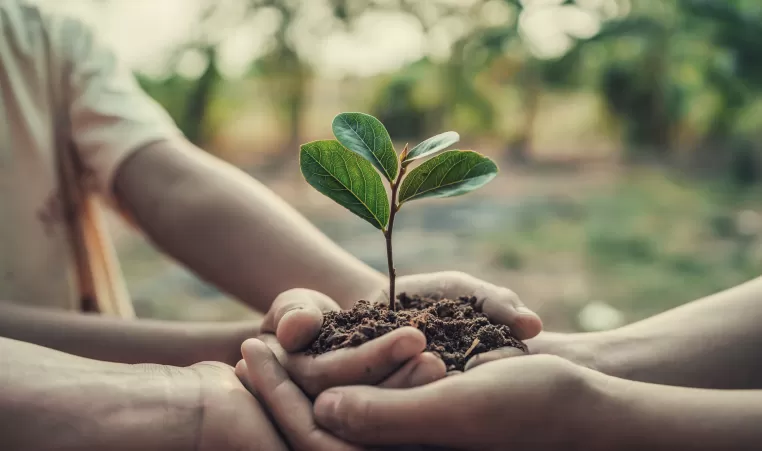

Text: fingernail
xmin=392 ymin=337 xmax=419 ymax=361
xmin=314 ymin=391 xmax=343 ymax=428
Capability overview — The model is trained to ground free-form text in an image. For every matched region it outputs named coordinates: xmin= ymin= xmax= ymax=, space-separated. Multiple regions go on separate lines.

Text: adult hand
xmin=386 ymin=272 xmax=543 ymax=372
xmin=189 ymin=361 xmax=294 ymax=451
xmin=312 ymin=355 xmax=594 ymax=451
xmin=256 ymin=288 xmax=447 ymax=396
xmin=234 ymin=339 xmax=363 ymax=451
xmin=386 ymin=272 xmax=543 ymax=341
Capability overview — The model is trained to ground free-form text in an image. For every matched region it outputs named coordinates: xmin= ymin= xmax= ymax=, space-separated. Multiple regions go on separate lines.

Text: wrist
xmin=129 ymin=364 xmax=204 ymax=450
xmin=71 ymin=363 xmax=202 ymax=451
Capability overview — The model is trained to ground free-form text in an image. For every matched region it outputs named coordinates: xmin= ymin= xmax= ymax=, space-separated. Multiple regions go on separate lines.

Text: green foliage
xmin=299 ymin=140 xmax=390 ymax=230
xmin=332 ymin=113 xmax=399 ymax=182
xmin=399 ymin=151 xmax=499 ymax=204
xmin=404 ymin=131 xmax=460 ymax=163
xmin=302 ymin=113 xmax=498 ymax=227
xmin=300 ymin=113 xmax=498 ymax=306
xmin=300 ymin=113 xmax=498 ymax=226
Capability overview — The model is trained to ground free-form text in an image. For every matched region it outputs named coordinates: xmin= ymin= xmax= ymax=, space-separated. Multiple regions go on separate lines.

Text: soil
xmin=308 ymin=293 xmax=528 ymax=372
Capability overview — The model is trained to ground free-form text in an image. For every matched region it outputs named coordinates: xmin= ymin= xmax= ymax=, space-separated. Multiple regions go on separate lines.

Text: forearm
xmin=114 ymin=140 xmax=385 ymax=311
xmin=0 ymin=302 xmax=257 ymax=366
xmin=585 ymin=371 xmax=762 ymax=451
xmin=591 ymin=276 xmax=762 ymax=388
xmin=0 ymin=337 xmax=201 ymax=451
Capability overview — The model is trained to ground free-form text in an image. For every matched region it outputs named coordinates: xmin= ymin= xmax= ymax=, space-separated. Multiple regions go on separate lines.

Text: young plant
xmin=300 ymin=112 xmax=498 ymax=310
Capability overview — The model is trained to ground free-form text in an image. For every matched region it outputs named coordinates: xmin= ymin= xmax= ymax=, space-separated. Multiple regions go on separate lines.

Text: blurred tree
xmin=559 ymin=0 xmax=762 ymax=172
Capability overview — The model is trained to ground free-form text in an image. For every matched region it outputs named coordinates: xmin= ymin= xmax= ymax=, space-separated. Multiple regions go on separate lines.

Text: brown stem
xmin=385 ymin=161 xmax=407 ymax=311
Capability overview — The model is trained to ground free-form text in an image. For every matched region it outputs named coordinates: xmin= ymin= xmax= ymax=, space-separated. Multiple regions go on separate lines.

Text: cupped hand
xmin=385 ymin=272 xmax=543 ymax=371
xmin=233 ymin=340 xmax=362 ymax=451
xmin=259 ymin=271 xmax=544 ymax=386
xmin=312 ymin=355 xmax=593 ymax=451
xmin=257 ymin=288 xmax=446 ymax=397
xmin=385 ymin=272 xmax=543 ymax=341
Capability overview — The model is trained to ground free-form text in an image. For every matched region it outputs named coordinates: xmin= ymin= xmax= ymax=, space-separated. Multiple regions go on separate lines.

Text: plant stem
xmin=385 ymin=163 xmax=407 ymax=311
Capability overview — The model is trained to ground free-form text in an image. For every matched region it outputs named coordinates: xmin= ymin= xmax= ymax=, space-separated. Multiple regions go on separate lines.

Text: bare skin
xmin=310 ymin=355 xmax=762 ymax=451
xmin=0 ymin=135 xmax=541 ymax=366
xmin=0 ymin=271 xmax=540 ymax=449
xmin=0 ymin=292 xmax=447 ymax=451
xmin=113 ymin=139 xmax=386 ymax=312
xmin=471 ymin=275 xmax=762 ymax=389
xmin=0 ymin=302 xmax=257 ymax=366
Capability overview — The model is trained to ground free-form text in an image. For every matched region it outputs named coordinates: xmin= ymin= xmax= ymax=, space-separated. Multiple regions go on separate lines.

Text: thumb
xmin=314 ymin=383 xmax=456 ymax=446
xmin=262 ymin=288 xmax=340 ymax=352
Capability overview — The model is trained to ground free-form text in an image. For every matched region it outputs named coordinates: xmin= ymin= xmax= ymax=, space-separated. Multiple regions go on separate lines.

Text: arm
xmin=113 ymin=139 xmax=385 ymax=311
xmin=0 ymin=302 xmax=257 ymax=366
xmin=0 ymin=336 xmax=302 ymax=451
xmin=53 ymin=10 xmax=384 ymax=312
xmin=310 ymin=355 xmax=762 ymax=451
xmin=524 ymin=276 xmax=762 ymax=389
xmin=0 ymin=337 xmax=201 ymax=451
xmin=589 ymin=372 xmax=762 ymax=451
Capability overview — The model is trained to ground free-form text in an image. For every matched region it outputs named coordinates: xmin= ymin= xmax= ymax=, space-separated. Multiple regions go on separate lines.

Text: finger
xmin=475 ymin=286 xmax=542 ymax=340
xmin=379 ymin=352 xmax=446 ymax=389
xmin=464 ymin=346 xmax=527 ymax=371
xmin=314 ymin=381 xmax=460 ymax=446
xmin=234 ymin=359 xmax=253 ymax=393
xmin=288 ymin=326 xmax=427 ymax=396
xmin=263 ymin=289 xmax=340 ymax=352
xmin=241 ymin=339 xmax=360 ymax=451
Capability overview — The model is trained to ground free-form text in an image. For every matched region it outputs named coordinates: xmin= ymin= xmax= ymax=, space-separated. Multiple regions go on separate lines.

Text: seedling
xmin=300 ymin=112 xmax=498 ymax=311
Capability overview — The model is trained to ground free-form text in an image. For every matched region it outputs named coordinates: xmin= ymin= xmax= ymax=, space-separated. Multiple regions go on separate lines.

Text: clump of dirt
xmin=308 ymin=293 xmax=527 ymax=372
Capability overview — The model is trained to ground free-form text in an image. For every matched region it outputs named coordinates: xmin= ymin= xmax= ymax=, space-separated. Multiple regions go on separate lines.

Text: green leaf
xmin=300 ymin=140 xmax=390 ymax=230
xmin=404 ymin=131 xmax=460 ymax=162
xmin=332 ymin=112 xmax=399 ymax=181
xmin=398 ymin=150 xmax=498 ymax=204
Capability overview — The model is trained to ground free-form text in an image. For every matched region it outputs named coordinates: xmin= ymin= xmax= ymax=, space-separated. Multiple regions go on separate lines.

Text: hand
xmin=381 ymin=272 xmax=543 ymax=371
xmin=234 ymin=339 xmax=362 ymax=451
xmin=381 ymin=272 xmax=543 ymax=340
xmin=312 ymin=355 xmax=594 ymax=451
xmin=234 ymin=288 xmax=448 ymax=450
xmin=189 ymin=361 xmax=293 ymax=451
xmin=253 ymin=288 xmax=447 ymax=397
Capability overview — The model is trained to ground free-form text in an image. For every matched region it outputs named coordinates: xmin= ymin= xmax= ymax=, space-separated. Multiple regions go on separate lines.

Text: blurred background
xmin=37 ymin=0 xmax=762 ymax=332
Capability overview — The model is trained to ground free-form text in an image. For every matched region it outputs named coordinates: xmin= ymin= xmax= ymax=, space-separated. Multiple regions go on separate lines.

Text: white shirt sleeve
xmin=51 ymin=12 xmax=182 ymax=196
